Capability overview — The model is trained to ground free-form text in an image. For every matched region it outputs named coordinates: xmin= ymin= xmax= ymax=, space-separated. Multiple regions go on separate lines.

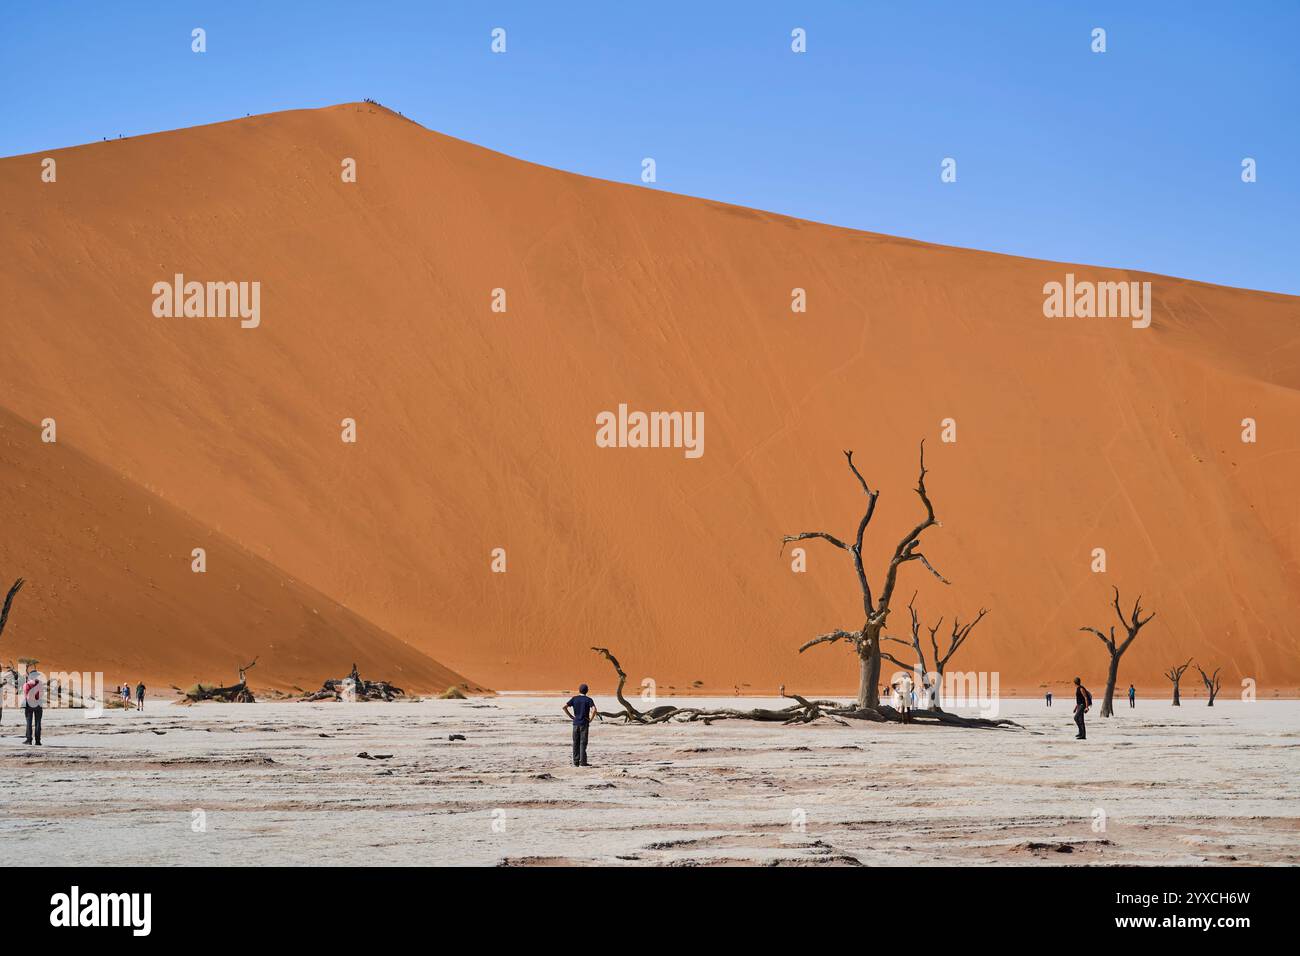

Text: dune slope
xmin=0 ymin=407 xmax=480 ymax=694
xmin=1 ymin=102 xmax=1297 ymax=694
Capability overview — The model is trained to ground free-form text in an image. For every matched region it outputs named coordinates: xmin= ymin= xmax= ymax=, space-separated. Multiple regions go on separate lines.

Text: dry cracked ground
xmin=2 ymin=697 xmax=1296 ymax=866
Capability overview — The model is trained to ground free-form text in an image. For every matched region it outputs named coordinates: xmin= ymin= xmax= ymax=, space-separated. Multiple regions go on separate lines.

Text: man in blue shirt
xmin=563 ymin=683 xmax=601 ymax=767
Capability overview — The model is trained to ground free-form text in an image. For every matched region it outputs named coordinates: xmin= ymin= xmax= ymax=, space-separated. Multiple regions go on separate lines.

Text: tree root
xmin=590 ymin=648 xmax=1019 ymax=729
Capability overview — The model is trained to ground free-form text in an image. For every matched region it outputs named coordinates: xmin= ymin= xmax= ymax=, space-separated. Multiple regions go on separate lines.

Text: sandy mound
xmin=1 ymin=102 xmax=1297 ymax=693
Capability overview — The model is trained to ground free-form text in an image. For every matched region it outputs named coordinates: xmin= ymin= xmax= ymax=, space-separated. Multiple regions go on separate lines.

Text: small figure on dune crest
xmin=563 ymin=683 xmax=601 ymax=767
xmin=1073 ymin=676 xmax=1093 ymax=739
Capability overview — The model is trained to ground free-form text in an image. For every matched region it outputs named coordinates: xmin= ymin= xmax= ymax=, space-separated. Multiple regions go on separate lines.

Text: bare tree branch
xmin=0 ymin=578 xmax=24 ymax=641
xmin=780 ymin=531 xmax=849 ymax=554
xmin=798 ymin=629 xmax=862 ymax=653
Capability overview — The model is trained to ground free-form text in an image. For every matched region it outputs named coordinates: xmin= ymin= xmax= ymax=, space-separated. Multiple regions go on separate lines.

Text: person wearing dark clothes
xmin=1045 ymin=691 xmax=1053 ymax=707
xmin=1128 ymin=684 xmax=1136 ymax=709
xmin=1073 ymin=676 xmax=1092 ymax=739
xmin=136 ymin=682 xmax=146 ymax=711
xmin=563 ymin=683 xmax=601 ymax=767
xmin=22 ymin=671 xmax=44 ymax=746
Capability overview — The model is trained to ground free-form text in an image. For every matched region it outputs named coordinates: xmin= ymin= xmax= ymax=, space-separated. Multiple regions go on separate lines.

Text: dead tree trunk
xmin=784 ymin=442 xmax=947 ymax=710
xmin=1079 ymin=587 xmax=1154 ymax=717
xmin=1164 ymin=658 xmax=1191 ymax=705
xmin=1194 ymin=664 xmax=1221 ymax=706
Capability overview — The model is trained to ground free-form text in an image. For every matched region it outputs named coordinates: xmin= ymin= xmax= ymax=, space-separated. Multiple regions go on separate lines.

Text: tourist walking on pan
xmin=121 ymin=682 xmax=130 ymax=707
xmin=1073 ymin=676 xmax=1092 ymax=739
xmin=1045 ymin=690 xmax=1053 ymax=707
xmin=1128 ymin=683 xmax=1136 ymax=709
xmin=22 ymin=670 xmax=44 ymax=746
xmin=136 ymin=681 xmax=146 ymax=711
xmin=563 ymin=683 xmax=601 ymax=767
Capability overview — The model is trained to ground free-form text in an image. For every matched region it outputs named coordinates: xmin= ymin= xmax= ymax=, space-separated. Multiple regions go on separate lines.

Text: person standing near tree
xmin=22 ymin=669 xmax=43 ymax=746
xmin=1073 ymin=676 xmax=1092 ymax=739
xmin=562 ymin=683 xmax=601 ymax=767
xmin=1127 ymin=683 xmax=1136 ymax=709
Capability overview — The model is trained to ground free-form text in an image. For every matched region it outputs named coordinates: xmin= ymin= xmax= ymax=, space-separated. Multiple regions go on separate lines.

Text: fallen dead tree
xmin=300 ymin=663 xmax=405 ymax=702
xmin=183 ymin=658 xmax=258 ymax=703
xmin=590 ymin=647 xmax=1018 ymax=729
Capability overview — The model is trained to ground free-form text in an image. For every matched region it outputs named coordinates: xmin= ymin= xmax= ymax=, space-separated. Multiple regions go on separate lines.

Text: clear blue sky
xmin=3 ymin=1 xmax=1296 ymax=294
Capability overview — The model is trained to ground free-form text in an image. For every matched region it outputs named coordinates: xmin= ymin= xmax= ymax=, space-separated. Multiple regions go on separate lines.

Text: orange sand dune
xmin=1 ymin=103 xmax=1297 ymax=695
xmin=0 ymin=407 xmax=480 ymax=694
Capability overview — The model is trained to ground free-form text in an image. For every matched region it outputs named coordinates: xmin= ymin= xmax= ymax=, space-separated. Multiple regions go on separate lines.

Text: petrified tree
xmin=1079 ymin=587 xmax=1154 ymax=718
xmin=184 ymin=657 xmax=258 ymax=703
xmin=300 ymin=662 xmax=406 ymax=702
xmin=882 ymin=592 xmax=988 ymax=710
xmin=783 ymin=443 xmax=947 ymax=710
xmin=1164 ymin=658 xmax=1192 ymax=706
xmin=1194 ymin=664 xmax=1222 ymax=707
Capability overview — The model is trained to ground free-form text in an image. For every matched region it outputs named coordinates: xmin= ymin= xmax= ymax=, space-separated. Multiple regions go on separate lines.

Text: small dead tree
xmin=1079 ymin=587 xmax=1155 ymax=717
xmin=783 ymin=443 xmax=947 ymax=710
xmin=184 ymin=657 xmax=258 ymax=703
xmin=1164 ymin=658 xmax=1192 ymax=706
xmin=1194 ymin=664 xmax=1222 ymax=707
xmin=300 ymin=662 xmax=405 ymax=702
xmin=882 ymin=593 xmax=989 ymax=709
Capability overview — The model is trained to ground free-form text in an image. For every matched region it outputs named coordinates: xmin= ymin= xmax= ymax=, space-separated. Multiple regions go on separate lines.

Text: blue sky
xmin=3 ymin=1 xmax=1296 ymax=294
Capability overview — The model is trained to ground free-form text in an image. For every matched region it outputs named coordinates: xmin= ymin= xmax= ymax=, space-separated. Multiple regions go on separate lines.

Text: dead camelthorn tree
xmin=1164 ymin=658 xmax=1192 ymax=706
xmin=1194 ymin=664 xmax=1222 ymax=706
xmin=1079 ymin=587 xmax=1155 ymax=717
xmin=184 ymin=657 xmax=258 ymax=703
xmin=783 ymin=442 xmax=947 ymax=710
xmin=882 ymin=592 xmax=989 ymax=710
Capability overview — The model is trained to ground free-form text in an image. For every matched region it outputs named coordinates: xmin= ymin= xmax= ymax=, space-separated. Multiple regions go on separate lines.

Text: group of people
xmin=118 ymin=681 xmax=146 ymax=711
xmin=9 ymin=673 xmax=147 ymax=747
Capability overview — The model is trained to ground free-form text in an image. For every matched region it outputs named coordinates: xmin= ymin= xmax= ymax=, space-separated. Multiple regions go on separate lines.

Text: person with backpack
xmin=562 ymin=683 xmax=601 ymax=767
xmin=136 ymin=681 xmax=146 ymax=711
xmin=1073 ymin=676 xmax=1092 ymax=739
xmin=22 ymin=670 xmax=44 ymax=746
xmin=1128 ymin=683 xmax=1136 ymax=709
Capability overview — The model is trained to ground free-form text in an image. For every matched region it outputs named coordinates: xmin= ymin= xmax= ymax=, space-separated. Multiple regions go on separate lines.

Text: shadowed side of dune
xmin=0 ymin=406 xmax=484 ymax=695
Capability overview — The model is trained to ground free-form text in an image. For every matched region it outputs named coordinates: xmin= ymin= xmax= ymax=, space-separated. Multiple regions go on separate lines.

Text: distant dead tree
xmin=0 ymin=578 xmax=24 ymax=644
xmin=882 ymin=592 xmax=989 ymax=709
xmin=783 ymin=442 xmax=947 ymax=710
xmin=1164 ymin=658 xmax=1192 ymax=706
xmin=1194 ymin=664 xmax=1222 ymax=707
xmin=1079 ymin=587 xmax=1155 ymax=717
xmin=184 ymin=657 xmax=258 ymax=703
